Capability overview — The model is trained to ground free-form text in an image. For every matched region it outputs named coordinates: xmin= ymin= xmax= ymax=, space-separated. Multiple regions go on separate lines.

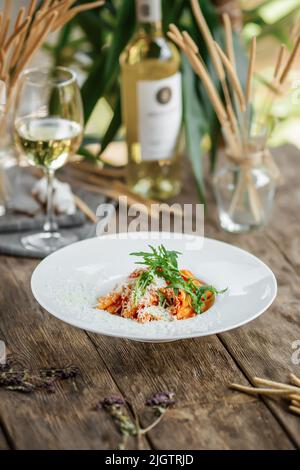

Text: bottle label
xmin=137 ymin=73 xmax=182 ymax=161
xmin=136 ymin=0 xmax=162 ymax=23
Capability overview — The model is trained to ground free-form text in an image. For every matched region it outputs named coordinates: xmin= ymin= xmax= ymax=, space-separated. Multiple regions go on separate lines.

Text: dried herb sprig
xmin=230 ymin=373 xmax=300 ymax=418
xmin=146 ymin=391 xmax=176 ymax=413
xmin=95 ymin=396 xmax=137 ymax=450
xmin=39 ymin=365 xmax=80 ymax=381
xmin=0 ymin=357 xmax=80 ymax=394
xmin=95 ymin=391 xmax=176 ymax=449
xmin=0 ymin=0 xmax=105 ymax=96
xmin=140 ymin=391 xmax=176 ymax=435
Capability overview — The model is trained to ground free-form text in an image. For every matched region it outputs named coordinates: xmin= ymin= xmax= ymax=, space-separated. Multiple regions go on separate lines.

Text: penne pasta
xmin=96 ymin=245 xmax=225 ymax=324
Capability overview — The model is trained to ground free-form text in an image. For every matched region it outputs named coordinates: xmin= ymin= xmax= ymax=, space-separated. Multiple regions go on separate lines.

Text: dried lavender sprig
xmin=141 ymin=391 xmax=177 ymax=432
xmin=95 ymin=396 xmax=137 ymax=438
xmin=95 ymin=396 xmax=126 ymax=410
xmin=39 ymin=365 xmax=80 ymax=380
xmin=0 ymin=358 xmax=80 ymax=394
xmin=146 ymin=391 xmax=176 ymax=409
xmin=95 ymin=391 xmax=177 ymax=449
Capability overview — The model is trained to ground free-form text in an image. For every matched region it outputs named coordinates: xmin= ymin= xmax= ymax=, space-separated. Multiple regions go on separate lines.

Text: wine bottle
xmin=120 ymin=0 xmax=182 ymax=200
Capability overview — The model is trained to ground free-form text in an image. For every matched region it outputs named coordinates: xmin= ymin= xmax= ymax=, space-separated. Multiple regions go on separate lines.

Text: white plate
xmin=31 ymin=233 xmax=277 ymax=343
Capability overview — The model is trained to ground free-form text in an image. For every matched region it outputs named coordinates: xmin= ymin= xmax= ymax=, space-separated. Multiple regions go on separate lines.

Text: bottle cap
xmin=136 ymin=0 xmax=162 ymax=23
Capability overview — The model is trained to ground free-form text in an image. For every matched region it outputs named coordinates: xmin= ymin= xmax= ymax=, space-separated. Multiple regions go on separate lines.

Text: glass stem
xmin=43 ymin=169 xmax=58 ymax=234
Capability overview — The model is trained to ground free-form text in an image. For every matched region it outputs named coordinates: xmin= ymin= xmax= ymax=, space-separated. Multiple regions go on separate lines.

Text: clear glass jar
xmin=214 ymin=162 xmax=276 ymax=233
xmin=0 ymin=147 xmax=18 ymax=216
xmin=0 ymin=107 xmax=19 ymax=216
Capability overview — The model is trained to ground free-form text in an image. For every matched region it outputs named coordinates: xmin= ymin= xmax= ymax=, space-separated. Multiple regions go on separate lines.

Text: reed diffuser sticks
xmin=168 ymin=0 xmax=300 ymax=224
xmin=169 ymin=3 xmax=299 ymax=156
xmin=0 ymin=0 xmax=104 ymax=101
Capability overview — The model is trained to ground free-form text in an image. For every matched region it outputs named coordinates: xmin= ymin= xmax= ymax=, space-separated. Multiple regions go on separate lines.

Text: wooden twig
xmin=230 ymin=383 xmax=292 ymax=397
xmin=279 ymin=35 xmax=300 ymax=84
xmin=12 ymin=12 xmax=58 ymax=88
xmin=246 ymin=36 xmax=256 ymax=105
xmin=290 ymin=373 xmax=300 ymax=388
xmin=289 ymin=393 xmax=300 ymax=401
xmin=68 ymin=161 xmax=125 ymax=179
xmin=0 ymin=0 xmax=106 ymax=99
xmin=214 ymin=41 xmax=246 ymax=112
xmin=28 ymin=0 xmax=38 ymax=17
xmin=4 ymin=18 xmax=30 ymax=53
xmin=169 ymin=23 xmax=239 ymax=149
xmin=65 ymin=166 xmax=184 ymax=219
xmin=273 ymin=44 xmax=286 ymax=79
xmin=190 ymin=0 xmax=224 ymax=82
xmin=182 ymin=29 xmax=237 ymax=140
xmin=68 ymin=0 xmax=104 ymax=15
xmin=168 ymin=7 xmax=297 ymax=225
xmin=178 ymin=31 xmax=228 ymax=127
xmin=253 ymin=377 xmax=300 ymax=394
xmin=291 ymin=399 xmax=300 ymax=407
xmin=289 ymin=405 xmax=300 ymax=416
xmin=0 ymin=1 xmax=12 ymax=45
xmin=180 ymin=10 xmax=237 ymax=141
xmin=33 ymin=1 xmax=69 ymax=31
xmin=167 ymin=31 xmax=185 ymax=50
xmin=53 ymin=0 xmax=104 ymax=31
xmin=0 ymin=18 xmax=10 ymax=48
xmin=73 ymin=195 xmax=98 ymax=224
xmin=222 ymin=13 xmax=236 ymax=70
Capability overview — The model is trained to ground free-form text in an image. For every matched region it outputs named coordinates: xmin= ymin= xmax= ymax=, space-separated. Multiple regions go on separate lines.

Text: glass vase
xmin=0 ymin=112 xmax=19 ymax=216
xmin=214 ymin=156 xmax=276 ymax=233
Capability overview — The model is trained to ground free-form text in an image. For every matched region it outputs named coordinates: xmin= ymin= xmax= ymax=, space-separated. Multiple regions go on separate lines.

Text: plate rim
xmin=31 ymin=232 xmax=278 ymax=341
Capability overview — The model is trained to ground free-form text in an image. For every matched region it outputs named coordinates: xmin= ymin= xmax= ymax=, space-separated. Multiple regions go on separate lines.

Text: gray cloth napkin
xmin=0 ymin=168 xmax=108 ymax=259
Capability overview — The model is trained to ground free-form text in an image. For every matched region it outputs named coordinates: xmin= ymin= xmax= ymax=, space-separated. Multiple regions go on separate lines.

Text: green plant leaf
xmin=78 ymin=145 xmax=98 ymax=161
xmin=81 ymin=0 xmax=136 ymax=123
xmin=182 ymin=54 xmax=207 ymax=203
xmin=53 ymin=23 xmax=73 ymax=65
xmin=98 ymin=92 xmax=122 ymax=156
xmin=81 ymin=52 xmax=108 ymax=121
xmin=103 ymin=0 xmax=136 ymax=87
xmin=75 ymin=11 xmax=104 ymax=50
xmin=162 ymin=0 xmax=186 ymax=32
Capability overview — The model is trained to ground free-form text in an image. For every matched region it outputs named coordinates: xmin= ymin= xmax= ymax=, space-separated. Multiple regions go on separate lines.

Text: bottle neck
xmin=136 ymin=0 xmax=162 ymax=35
xmin=138 ymin=20 xmax=163 ymax=36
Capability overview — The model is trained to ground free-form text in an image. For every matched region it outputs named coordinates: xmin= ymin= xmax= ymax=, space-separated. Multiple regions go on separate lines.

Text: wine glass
xmin=14 ymin=66 xmax=83 ymax=254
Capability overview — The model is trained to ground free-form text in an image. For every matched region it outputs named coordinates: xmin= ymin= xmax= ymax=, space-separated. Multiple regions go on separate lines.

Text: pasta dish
xmin=97 ymin=245 xmax=226 ymax=323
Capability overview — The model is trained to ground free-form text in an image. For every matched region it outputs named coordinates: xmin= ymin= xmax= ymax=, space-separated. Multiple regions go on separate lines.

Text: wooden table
xmin=0 ymin=144 xmax=300 ymax=450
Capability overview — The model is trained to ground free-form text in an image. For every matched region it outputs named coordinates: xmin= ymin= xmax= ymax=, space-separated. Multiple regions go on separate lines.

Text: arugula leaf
xmin=130 ymin=245 xmax=227 ymax=313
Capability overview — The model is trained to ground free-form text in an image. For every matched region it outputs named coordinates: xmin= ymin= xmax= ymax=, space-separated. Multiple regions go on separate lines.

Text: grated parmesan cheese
xmin=109 ymin=272 xmax=174 ymax=322
xmin=137 ymin=305 xmax=175 ymax=322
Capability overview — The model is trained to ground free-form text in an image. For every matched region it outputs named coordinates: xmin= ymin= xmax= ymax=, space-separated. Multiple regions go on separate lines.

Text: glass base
xmin=219 ymin=212 xmax=265 ymax=233
xmin=21 ymin=232 xmax=78 ymax=255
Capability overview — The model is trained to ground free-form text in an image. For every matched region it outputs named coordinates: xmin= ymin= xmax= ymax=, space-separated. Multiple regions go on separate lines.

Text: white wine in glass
xmin=14 ymin=67 xmax=83 ymax=255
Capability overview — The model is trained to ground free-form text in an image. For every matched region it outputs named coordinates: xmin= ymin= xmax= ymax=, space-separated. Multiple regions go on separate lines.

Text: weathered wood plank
xmin=0 ymin=144 xmax=299 ymax=449
xmin=87 ymin=332 xmax=294 ymax=450
xmin=265 ymin=145 xmax=300 ymax=274
xmin=199 ymin=145 xmax=300 ymax=448
xmin=169 ymin=147 xmax=300 ymax=448
xmin=206 ymin=227 xmax=300 ymax=448
xmin=0 ymin=256 xmax=148 ymax=450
